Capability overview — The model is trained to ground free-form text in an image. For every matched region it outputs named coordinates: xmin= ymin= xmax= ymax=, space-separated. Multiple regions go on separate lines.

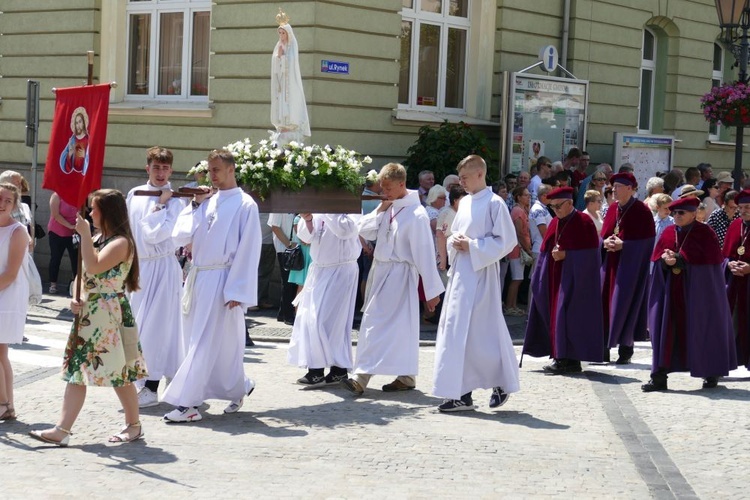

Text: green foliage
xmin=403 ymin=121 xmax=497 ymax=187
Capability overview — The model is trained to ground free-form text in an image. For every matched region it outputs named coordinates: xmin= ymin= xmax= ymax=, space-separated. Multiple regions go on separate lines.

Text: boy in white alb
xmin=342 ymin=163 xmax=444 ymax=396
xmin=287 ymin=213 xmax=361 ymax=387
xmin=126 ymin=147 xmax=186 ymax=408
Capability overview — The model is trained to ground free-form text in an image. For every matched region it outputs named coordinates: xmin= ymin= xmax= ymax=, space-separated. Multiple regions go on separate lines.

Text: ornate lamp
xmin=715 ymin=0 xmax=750 ymax=189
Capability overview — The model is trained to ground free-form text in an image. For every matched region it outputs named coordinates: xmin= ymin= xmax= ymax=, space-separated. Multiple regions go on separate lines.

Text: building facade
xmin=0 ymin=0 xmax=745 ymax=274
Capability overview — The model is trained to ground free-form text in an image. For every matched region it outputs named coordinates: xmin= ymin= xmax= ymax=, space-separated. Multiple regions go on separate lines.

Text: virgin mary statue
xmin=271 ymin=10 xmax=310 ymax=145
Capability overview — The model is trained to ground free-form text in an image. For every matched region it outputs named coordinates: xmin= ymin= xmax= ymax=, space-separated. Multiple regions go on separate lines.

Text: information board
xmin=505 ymin=73 xmax=588 ymax=173
xmin=613 ymin=133 xmax=674 ymax=193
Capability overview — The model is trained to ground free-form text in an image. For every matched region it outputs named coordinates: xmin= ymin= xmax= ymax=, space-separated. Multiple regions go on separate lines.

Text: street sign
xmin=321 ymin=60 xmax=349 ymax=74
xmin=539 ymin=45 xmax=559 ymax=73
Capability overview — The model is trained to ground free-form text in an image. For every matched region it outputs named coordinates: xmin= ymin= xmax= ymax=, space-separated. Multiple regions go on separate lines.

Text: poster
xmin=505 ymin=74 xmax=588 ymax=174
xmin=613 ymin=133 xmax=674 ymax=193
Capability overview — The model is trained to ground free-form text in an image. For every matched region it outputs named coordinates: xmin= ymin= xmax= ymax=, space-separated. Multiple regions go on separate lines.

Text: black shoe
xmin=616 ymin=346 xmax=633 ymax=365
xmin=284 ymin=319 xmax=294 ymax=326
xmin=488 ymin=387 xmax=509 ymax=408
xmin=438 ymin=394 xmax=475 ymax=413
xmin=641 ymin=378 xmax=668 ymax=392
xmin=324 ymin=372 xmax=348 ymax=385
xmin=702 ymin=377 xmax=719 ymax=389
xmin=245 ymin=336 xmax=255 ymax=347
xmin=603 ymin=350 xmax=611 ymax=363
xmin=296 ymin=372 xmax=326 ymax=388
xmin=543 ymin=360 xmax=566 ymax=375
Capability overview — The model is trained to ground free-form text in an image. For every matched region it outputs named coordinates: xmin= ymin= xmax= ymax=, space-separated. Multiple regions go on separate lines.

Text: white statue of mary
xmin=270 ymin=10 xmax=310 ymax=145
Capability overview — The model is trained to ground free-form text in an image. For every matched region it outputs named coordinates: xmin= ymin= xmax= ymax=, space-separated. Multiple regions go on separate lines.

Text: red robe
xmin=600 ymin=197 xmax=655 ymax=348
xmin=648 ymin=222 xmax=737 ymax=376
xmin=723 ymin=218 xmax=750 ymax=368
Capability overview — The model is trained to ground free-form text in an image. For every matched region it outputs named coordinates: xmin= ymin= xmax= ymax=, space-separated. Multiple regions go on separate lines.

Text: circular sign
xmin=539 ymin=45 xmax=559 ymax=73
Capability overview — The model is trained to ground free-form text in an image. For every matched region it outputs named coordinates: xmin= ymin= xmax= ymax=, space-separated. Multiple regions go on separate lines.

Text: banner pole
xmin=72 ymin=51 xmax=95 ymax=337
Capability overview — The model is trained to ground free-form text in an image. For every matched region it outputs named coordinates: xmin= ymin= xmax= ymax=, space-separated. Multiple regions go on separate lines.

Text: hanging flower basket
xmin=225 ymin=139 xmax=372 ymax=213
xmin=701 ymin=82 xmax=750 ymax=127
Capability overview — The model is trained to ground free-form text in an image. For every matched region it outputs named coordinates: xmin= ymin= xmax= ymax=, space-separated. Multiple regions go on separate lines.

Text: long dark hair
xmin=91 ymin=189 xmax=140 ymax=292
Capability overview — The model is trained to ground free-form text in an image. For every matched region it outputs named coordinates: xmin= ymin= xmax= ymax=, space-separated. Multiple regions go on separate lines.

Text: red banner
xmin=43 ymin=84 xmax=111 ymax=208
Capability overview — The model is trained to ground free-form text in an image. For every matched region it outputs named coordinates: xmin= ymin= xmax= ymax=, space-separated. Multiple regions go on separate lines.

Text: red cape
xmin=651 ymin=222 xmax=724 ymax=265
xmin=722 ymin=218 xmax=750 ymax=261
xmin=541 ymin=210 xmax=600 ymax=252
xmin=601 ymin=198 xmax=655 ymax=240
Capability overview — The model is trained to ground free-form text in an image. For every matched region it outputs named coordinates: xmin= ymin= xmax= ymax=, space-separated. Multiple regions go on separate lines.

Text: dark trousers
xmin=257 ymin=244 xmax=276 ymax=305
xmin=48 ymin=231 xmax=78 ymax=283
xmin=276 ymin=252 xmax=298 ymax=323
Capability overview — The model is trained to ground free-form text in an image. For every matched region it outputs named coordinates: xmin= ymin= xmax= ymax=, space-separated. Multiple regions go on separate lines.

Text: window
xmin=638 ymin=28 xmax=656 ymax=133
xmin=126 ymin=0 xmax=211 ymax=100
xmin=710 ymin=42 xmax=724 ymax=140
xmin=399 ymin=0 xmax=470 ymax=113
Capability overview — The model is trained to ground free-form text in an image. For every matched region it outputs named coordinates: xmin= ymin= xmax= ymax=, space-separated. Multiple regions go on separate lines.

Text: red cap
xmin=668 ymin=197 xmax=700 ymax=212
xmin=737 ymin=189 xmax=750 ymax=204
xmin=547 ymin=186 xmax=574 ymax=200
xmin=610 ymin=172 xmax=637 ymax=187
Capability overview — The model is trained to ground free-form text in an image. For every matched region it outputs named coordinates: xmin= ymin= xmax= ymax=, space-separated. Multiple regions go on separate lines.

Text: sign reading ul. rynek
xmin=321 ymin=60 xmax=349 ymax=74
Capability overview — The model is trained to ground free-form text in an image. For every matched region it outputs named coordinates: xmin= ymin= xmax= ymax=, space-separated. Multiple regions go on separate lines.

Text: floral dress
xmin=62 ymin=239 xmax=148 ymax=387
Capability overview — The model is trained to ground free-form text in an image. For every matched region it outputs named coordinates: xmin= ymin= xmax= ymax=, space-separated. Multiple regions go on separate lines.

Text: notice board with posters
xmin=613 ymin=133 xmax=674 ymax=191
xmin=504 ymin=73 xmax=589 ymax=174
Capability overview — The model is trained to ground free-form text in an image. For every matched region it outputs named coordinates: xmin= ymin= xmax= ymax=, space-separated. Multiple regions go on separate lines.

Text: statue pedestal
xmin=244 ymin=186 xmax=363 ymax=213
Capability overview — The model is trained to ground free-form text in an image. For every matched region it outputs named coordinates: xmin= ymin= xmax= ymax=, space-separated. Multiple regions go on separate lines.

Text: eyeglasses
xmin=671 ymin=210 xmax=689 ymax=215
xmin=550 ymin=201 xmax=569 ymax=210
xmin=593 ymin=177 xmax=606 ymax=181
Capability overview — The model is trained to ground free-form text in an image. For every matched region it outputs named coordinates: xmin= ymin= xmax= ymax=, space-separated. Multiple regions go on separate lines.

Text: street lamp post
xmin=715 ymin=0 xmax=750 ymax=191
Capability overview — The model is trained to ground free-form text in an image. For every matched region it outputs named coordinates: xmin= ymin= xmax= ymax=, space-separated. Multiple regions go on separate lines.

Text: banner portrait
xmin=43 ymin=84 xmax=111 ymax=208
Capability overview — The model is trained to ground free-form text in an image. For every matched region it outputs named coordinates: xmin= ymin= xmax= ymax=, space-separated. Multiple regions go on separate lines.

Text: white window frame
xmin=709 ymin=42 xmax=724 ymax=141
xmin=637 ymin=28 xmax=656 ymax=134
xmin=399 ymin=0 xmax=471 ymax=114
xmin=125 ymin=0 xmax=211 ymax=102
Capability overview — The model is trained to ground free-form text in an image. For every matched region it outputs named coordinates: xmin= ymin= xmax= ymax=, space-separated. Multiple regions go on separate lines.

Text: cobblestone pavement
xmin=2 ymin=295 xmax=749 ymax=498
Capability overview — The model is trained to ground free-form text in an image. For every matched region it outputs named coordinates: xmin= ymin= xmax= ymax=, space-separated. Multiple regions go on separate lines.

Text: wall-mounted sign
xmin=321 ymin=60 xmax=349 ymax=74
xmin=505 ymin=73 xmax=589 ymax=173
xmin=539 ymin=45 xmax=559 ymax=73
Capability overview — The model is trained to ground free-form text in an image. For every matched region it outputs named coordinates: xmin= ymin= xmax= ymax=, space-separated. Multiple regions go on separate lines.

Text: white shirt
xmin=528 ymin=200 xmax=552 ymax=254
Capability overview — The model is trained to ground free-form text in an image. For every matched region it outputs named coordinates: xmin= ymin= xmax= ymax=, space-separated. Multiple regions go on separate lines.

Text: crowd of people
xmin=1 ymin=145 xmax=749 ymax=445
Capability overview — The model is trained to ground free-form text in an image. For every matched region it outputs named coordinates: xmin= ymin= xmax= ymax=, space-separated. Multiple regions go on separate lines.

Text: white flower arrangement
xmin=187 ymin=160 xmax=208 ymax=177
xmin=225 ymin=138 xmax=372 ymax=199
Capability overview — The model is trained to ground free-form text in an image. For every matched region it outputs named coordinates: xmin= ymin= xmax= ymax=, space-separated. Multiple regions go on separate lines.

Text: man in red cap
xmin=723 ymin=189 xmax=750 ymax=371
xmin=643 ymin=197 xmax=737 ymax=391
xmin=600 ymin=172 xmax=655 ymax=364
xmin=523 ymin=187 xmax=604 ymax=373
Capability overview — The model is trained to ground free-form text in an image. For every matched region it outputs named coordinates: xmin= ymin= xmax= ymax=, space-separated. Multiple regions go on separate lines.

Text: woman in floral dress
xmin=30 ymin=189 xmax=148 ymax=446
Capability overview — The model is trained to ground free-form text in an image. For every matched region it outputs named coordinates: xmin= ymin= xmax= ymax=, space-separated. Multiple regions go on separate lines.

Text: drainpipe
xmin=561 ymin=0 xmax=571 ymax=72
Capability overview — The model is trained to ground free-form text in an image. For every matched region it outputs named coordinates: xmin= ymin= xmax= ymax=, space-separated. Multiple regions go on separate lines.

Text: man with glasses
xmin=723 ymin=189 xmax=750 ymax=372
xmin=643 ymin=196 xmax=737 ymax=392
xmin=601 ymin=172 xmax=655 ymax=365
xmin=571 ymin=151 xmax=591 ymax=189
xmin=523 ymin=187 xmax=604 ymax=374
xmin=528 ymin=156 xmax=551 ymax=203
